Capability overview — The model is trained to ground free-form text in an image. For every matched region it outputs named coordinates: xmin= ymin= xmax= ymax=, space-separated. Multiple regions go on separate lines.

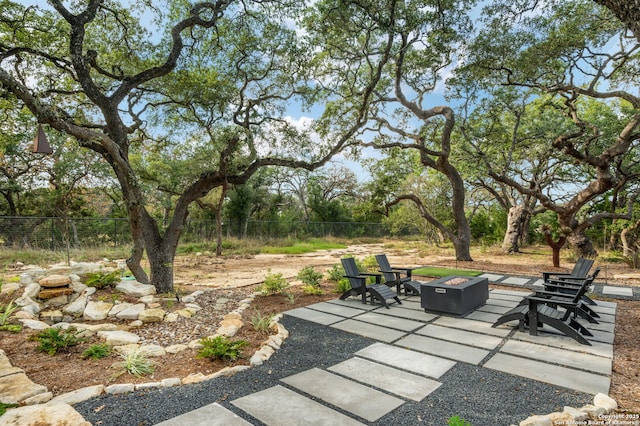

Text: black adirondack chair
xmin=543 ymin=258 xmax=597 ymax=306
xmin=374 ymin=254 xmax=422 ymax=296
xmin=340 ymin=257 xmax=402 ymax=309
xmin=492 ymin=269 xmax=600 ymax=345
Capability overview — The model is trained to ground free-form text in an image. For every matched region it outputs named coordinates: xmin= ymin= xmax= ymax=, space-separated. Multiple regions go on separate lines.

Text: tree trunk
xmin=568 ymin=231 xmax=598 ymax=258
xmin=502 ymin=205 xmax=525 ymax=253
xmin=544 ymin=233 xmax=566 ymax=267
xmin=452 ymin=236 xmax=473 ymax=261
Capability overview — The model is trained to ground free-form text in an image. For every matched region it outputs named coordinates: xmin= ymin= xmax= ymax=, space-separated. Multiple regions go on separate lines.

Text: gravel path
xmin=75 ymin=315 xmax=593 ymax=426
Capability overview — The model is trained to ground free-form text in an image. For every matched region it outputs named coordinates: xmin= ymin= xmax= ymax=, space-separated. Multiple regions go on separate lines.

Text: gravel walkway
xmin=75 ymin=315 xmax=592 ymax=426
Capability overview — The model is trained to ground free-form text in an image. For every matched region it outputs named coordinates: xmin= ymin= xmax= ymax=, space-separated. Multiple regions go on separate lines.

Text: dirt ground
xmin=1 ymin=244 xmax=638 ymax=415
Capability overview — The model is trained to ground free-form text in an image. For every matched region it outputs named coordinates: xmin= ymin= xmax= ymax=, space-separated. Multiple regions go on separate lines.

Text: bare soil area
xmin=1 ymin=244 xmax=638 ymax=413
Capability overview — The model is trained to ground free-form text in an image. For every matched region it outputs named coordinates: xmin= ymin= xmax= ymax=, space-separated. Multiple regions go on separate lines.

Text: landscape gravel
xmin=75 ymin=315 xmax=593 ymax=426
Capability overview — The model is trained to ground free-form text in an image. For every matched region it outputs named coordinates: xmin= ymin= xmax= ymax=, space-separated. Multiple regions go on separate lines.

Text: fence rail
xmin=0 ymin=216 xmax=404 ymax=250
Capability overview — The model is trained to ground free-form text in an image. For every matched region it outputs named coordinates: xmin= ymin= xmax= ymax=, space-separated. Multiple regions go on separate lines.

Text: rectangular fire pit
xmin=420 ymin=275 xmax=488 ymax=316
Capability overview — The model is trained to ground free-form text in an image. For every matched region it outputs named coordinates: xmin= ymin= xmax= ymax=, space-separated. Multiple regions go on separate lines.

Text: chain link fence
xmin=0 ymin=216 xmax=400 ymax=250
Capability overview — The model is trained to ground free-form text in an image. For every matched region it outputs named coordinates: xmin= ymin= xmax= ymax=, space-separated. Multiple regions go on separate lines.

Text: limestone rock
xmin=519 ymin=414 xmax=553 ymax=426
xmin=594 ymin=393 xmax=617 ymax=411
xmin=140 ymin=344 xmax=166 ymax=357
xmin=164 ymin=312 xmax=178 ymax=322
xmin=115 ymin=280 xmax=156 ymax=297
xmin=46 ymin=266 xmax=72 ymax=276
xmin=563 ymin=406 xmax=588 ymax=421
xmin=12 ymin=310 xmax=35 ymax=320
xmin=0 ymin=403 xmax=91 ymax=426
xmin=105 ymin=383 xmax=135 ymax=395
xmin=174 ymin=308 xmax=194 ymax=318
xmin=216 ymin=317 xmax=243 ymax=337
xmin=22 ymin=391 xmax=53 ymax=405
xmin=161 ymin=377 xmax=182 ymax=388
xmin=38 ymin=274 xmax=71 ymax=288
xmin=182 ymin=373 xmax=206 ymax=384
xmin=22 ymin=283 xmax=41 ymax=299
xmin=98 ymin=330 xmax=141 ymax=346
xmin=38 ymin=287 xmax=73 ymax=299
xmin=0 ymin=283 xmax=21 ymax=295
xmin=70 ymin=281 xmax=88 ymax=294
xmin=138 ymin=308 xmax=165 ymax=323
xmin=50 ymin=384 xmax=105 ymax=405
xmin=19 ymin=273 xmax=34 ymax=286
xmin=0 ymin=370 xmax=48 ymax=404
xmin=39 ymin=310 xmax=64 ymax=323
xmin=83 ymin=300 xmax=114 ymax=321
xmin=18 ymin=319 xmax=50 ymax=330
xmin=165 ymin=344 xmax=188 ymax=354
xmin=115 ymin=303 xmax=145 ymax=320
xmin=63 ymin=295 xmax=88 ymax=316
xmin=135 ymin=382 xmax=162 ymax=390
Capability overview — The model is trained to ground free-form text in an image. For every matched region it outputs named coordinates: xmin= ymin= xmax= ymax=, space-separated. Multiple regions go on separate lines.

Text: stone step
xmin=484 ymin=353 xmax=610 ymax=395
xmin=281 ymin=368 xmax=404 ymax=422
xmin=331 ymin=319 xmax=407 ymax=343
xmin=415 ymin=324 xmax=504 ymax=350
xmin=232 ymin=385 xmax=365 ymax=426
xmin=328 ymin=357 xmax=442 ymax=401
xmin=399 ymin=334 xmax=490 ymax=365
xmin=355 ymin=343 xmax=456 ymax=379
xmin=155 ymin=403 xmax=252 ymax=426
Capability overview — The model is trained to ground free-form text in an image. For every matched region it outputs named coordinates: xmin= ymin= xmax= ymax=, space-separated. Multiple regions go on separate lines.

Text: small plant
xmin=82 ymin=343 xmax=112 ymax=360
xmin=297 ymin=266 xmax=323 ymax=286
xmin=0 ymin=324 xmax=22 ymax=333
xmin=250 ymin=310 xmax=275 ymax=333
xmin=302 ymin=284 xmax=324 ymax=295
xmin=197 ymin=335 xmax=248 ymax=361
xmin=285 ymin=292 xmax=296 ymax=304
xmin=259 ymin=269 xmax=290 ymax=295
xmin=0 ymin=299 xmax=19 ymax=326
xmin=32 ymin=327 xmax=87 ymax=356
xmin=326 ymin=263 xmax=345 ymax=281
xmin=118 ymin=349 xmax=155 ymax=377
xmin=335 ymin=278 xmax=351 ymax=294
xmin=448 ymin=415 xmax=472 ymax=426
xmin=84 ymin=270 xmax=121 ymax=289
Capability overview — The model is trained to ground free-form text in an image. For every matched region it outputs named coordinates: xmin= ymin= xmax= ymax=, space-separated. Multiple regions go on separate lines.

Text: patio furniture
xmin=420 ymin=275 xmax=488 ymax=316
xmin=540 ymin=268 xmax=601 ymax=321
xmin=544 ymin=261 xmax=598 ymax=306
xmin=339 ymin=257 xmax=402 ymax=309
xmin=374 ymin=254 xmax=422 ymax=295
xmin=491 ymin=270 xmax=600 ymax=345
xmin=541 ymin=257 xmax=594 ymax=283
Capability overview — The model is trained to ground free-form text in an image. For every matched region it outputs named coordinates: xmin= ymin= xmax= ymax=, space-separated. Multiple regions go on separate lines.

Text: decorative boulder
xmin=115 ymin=280 xmax=156 ymax=297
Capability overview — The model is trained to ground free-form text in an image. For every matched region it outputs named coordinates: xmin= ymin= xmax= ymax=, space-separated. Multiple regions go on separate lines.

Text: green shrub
xmin=259 ymin=270 xmax=290 ymax=295
xmin=297 ymin=266 xmax=323 ymax=286
xmin=335 ymin=278 xmax=351 ymax=294
xmin=326 ymin=263 xmax=344 ymax=281
xmin=82 ymin=344 xmax=112 ymax=360
xmin=197 ymin=336 xmax=248 ymax=361
xmin=448 ymin=415 xmax=472 ymax=426
xmin=84 ymin=270 xmax=121 ymax=289
xmin=285 ymin=292 xmax=296 ymax=304
xmin=32 ymin=327 xmax=87 ymax=355
xmin=118 ymin=349 xmax=155 ymax=377
xmin=0 ymin=324 xmax=22 ymax=333
xmin=302 ymin=284 xmax=323 ymax=295
xmin=0 ymin=299 xmax=19 ymax=326
xmin=250 ymin=310 xmax=275 ymax=333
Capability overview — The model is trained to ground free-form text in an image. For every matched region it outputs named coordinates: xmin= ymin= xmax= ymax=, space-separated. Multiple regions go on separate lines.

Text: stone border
xmin=517 ymin=393 xmax=621 ymax=426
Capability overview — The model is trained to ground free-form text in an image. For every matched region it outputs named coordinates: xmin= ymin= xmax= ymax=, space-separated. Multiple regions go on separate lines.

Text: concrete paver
xmin=479 ymin=273 xmax=504 ymax=281
xmin=377 ymin=306 xmax=439 ymax=322
xmin=398 ymin=334 xmax=491 ymax=365
xmin=415 ymin=324 xmax=503 ymax=350
xmin=326 ymin=299 xmax=380 ymax=311
xmin=328 ymin=357 xmax=442 ymax=402
xmin=350 ymin=312 xmax=424 ymax=331
xmin=304 ymin=302 xmax=371 ymax=318
xmin=501 ymin=277 xmax=530 ymax=286
xmin=476 ymin=304 xmax=513 ymax=315
xmin=514 ymin=333 xmax=613 ymax=359
xmin=464 ymin=310 xmax=503 ymax=323
xmin=432 ymin=316 xmax=513 ymax=337
xmin=281 ymin=368 xmax=404 ymax=422
xmin=284 ymin=307 xmax=344 ymax=325
xmin=155 ymin=403 xmax=252 ymax=426
xmin=499 ymin=340 xmax=612 ymax=375
xmin=232 ymin=385 xmax=365 ymax=426
xmin=602 ymin=286 xmax=633 ymax=297
xmin=484 ymin=353 xmax=611 ymax=395
xmin=331 ymin=319 xmax=407 ymax=342
xmin=355 ymin=343 xmax=456 ymax=379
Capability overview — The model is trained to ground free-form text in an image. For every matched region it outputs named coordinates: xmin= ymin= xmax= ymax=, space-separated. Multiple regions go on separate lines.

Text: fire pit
xmin=420 ymin=275 xmax=489 ymax=316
